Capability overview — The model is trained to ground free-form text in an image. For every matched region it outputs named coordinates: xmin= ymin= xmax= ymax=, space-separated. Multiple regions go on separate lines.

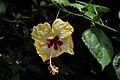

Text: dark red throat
xmin=47 ymin=36 xmax=63 ymax=50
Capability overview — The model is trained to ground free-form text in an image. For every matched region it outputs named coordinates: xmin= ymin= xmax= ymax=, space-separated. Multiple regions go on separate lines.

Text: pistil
xmin=48 ymin=47 xmax=59 ymax=75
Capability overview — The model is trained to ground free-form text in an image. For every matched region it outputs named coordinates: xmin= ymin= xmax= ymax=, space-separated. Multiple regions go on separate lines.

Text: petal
xmin=31 ymin=22 xmax=52 ymax=62
xmin=51 ymin=46 xmax=64 ymax=58
xmin=51 ymin=35 xmax=74 ymax=58
xmin=52 ymin=19 xmax=74 ymax=39
xmin=34 ymin=40 xmax=51 ymax=62
xmin=60 ymin=35 xmax=74 ymax=55
xmin=31 ymin=22 xmax=51 ymax=42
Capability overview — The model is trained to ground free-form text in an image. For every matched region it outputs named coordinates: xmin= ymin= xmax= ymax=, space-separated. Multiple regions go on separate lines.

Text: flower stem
xmin=56 ymin=10 xmax=61 ymax=19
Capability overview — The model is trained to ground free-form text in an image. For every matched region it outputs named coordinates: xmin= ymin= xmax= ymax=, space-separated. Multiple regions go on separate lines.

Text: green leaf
xmin=16 ymin=13 xmax=22 ymax=19
xmin=82 ymin=28 xmax=113 ymax=70
xmin=52 ymin=0 xmax=84 ymax=11
xmin=95 ymin=5 xmax=109 ymax=12
xmin=85 ymin=11 xmax=95 ymax=20
xmin=16 ymin=13 xmax=29 ymax=20
xmin=76 ymin=1 xmax=109 ymax=13
xmin=113 ymin=53 xmax=120 ymax=80
xmin=40 ymin=1 xmax=47 ymax=7
xmin=0 ymin=0 xmax=6 ymax=16
xmin=21 ymin=16 xmax=30 ymax=19
xmin=118 ymin=11 xmax=120 ymax=19
xmin=52 ymin=0 xmax=70 ymax=5
xmin=66 ymin=3 xmax=85 ymax=11
xmin=87 ymin=4 xmax=109 ymax=13
xmin=85 ymin=11 xmax=102 ymax=22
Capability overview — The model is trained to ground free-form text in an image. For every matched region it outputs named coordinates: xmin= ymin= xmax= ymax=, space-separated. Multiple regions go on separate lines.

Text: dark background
xmin=0 ymin=0 xmax=120 ymax=80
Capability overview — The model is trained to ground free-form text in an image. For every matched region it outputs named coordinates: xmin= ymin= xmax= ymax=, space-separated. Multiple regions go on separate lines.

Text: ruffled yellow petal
xmin=31 ymin=22 xmax=52 ymax=62
xmin=60 ymin=35 xmax=74 ymax=55
xmin=31 ymin=22 xmax=51 ymax=42
xmin=52 ymin=19 xmax=74 ymax=39
xmin=34 ymin=40 xmax=51 ymax=62
xmin=66 ymin=35 xmax=74 ymax=55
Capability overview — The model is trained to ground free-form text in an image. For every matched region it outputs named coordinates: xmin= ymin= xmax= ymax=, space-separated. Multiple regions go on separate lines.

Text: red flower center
xmin=47 ymin=36 xmax=63 ymax=50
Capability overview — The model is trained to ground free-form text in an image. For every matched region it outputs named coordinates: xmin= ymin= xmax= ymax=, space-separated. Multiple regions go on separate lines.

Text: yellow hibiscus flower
xmin=31 ymin=18 xmax=74 ymax=74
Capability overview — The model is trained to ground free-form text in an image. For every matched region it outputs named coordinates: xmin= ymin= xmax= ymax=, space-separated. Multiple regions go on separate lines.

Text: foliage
xmin=119 ymin=11 xmax=120 ymax=20
xmin=0 ymin=0 xmax=6 ymax=16
xmin=0 ymin=0 xmax=120 ymax=80
xmin=82 ymin=28 xmax=113 ymax=70
xmin=113 ymin=53 xmax=120 ymax=80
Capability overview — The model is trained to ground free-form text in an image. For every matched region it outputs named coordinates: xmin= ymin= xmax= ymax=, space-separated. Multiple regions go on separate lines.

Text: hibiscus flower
xmin=31 ymin=19 xmax=74 ymax=74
